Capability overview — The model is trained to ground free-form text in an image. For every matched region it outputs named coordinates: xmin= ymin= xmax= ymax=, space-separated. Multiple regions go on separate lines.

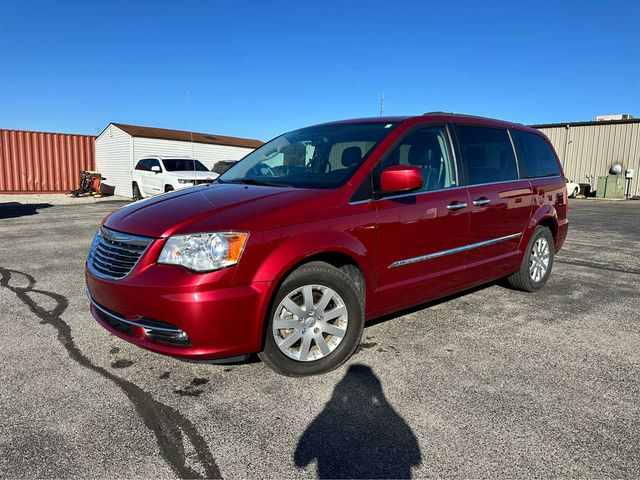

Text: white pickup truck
xmin=131 ymin=156 xmax=218 ymax=200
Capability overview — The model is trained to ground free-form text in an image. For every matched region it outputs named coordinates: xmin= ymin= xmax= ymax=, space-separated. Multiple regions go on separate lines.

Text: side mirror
xmin=151 ymin=165 xmax=161 ymax=173
xmin=379 ymin=166 xmax=423 ymax=194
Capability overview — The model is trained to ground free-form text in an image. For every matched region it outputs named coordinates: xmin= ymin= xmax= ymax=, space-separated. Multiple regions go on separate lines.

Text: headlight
xmin=158 ymin=232 xmax=249 ymax=272
xmin=177 ymin=179 xmax=193 ymax=184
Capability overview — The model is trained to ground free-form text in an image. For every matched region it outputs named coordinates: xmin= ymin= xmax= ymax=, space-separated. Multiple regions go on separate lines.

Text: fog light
xmin=143 ymin=328 xmax=192 ymax=346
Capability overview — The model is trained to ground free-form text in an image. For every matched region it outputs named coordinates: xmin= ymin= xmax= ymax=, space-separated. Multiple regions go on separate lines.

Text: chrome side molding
xmin=389 ymin=233 xmax=522 ymax=268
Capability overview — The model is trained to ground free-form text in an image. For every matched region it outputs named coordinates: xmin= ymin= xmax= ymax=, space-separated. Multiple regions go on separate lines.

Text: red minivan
xmin=86 ymin=113 xmax=569 ymax=376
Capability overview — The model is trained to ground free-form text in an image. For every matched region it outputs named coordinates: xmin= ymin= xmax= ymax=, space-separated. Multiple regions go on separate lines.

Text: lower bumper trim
xmin=87 ymin=289 xmax=192 ymax=346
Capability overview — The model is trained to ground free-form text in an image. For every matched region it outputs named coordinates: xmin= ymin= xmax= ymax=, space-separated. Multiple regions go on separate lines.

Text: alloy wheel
xmin=529 ymin=237 xmax=550 ymax=282
xmin=272 ymin=284 xmax=348 ymax=362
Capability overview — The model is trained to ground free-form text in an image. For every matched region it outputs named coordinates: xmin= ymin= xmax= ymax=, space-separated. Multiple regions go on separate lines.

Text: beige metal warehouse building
xmin=531 ymin=117 xmax=640 ymax=197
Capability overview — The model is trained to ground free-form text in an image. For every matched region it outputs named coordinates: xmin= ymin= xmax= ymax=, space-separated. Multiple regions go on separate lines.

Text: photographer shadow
xmin=295 ymin=364 xmax=421 ymax=479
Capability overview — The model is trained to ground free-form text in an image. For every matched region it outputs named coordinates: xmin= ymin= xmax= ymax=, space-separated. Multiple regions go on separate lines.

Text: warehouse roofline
xmin=100 ymin=123 xmax=263 ymax=149
xmin=530 ymin=118 xmax=640 ymax=129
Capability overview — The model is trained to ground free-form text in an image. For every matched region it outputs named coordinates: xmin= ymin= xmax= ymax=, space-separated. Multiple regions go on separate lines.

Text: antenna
xmin=186 ymin=90 xmax=196 ymax=179
xmin=186 ymin=90 xmax=195 ymax=159
xmin=379 ymin=93 xmax=385 ymax=116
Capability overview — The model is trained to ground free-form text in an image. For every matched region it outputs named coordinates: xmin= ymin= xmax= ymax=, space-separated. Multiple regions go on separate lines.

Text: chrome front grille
xmin=88 ymin=227 xmax=153 ymax=280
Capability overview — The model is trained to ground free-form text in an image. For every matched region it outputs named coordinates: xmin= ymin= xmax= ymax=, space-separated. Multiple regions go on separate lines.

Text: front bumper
xmin=86 ymin=264 xmax=272 ymax=360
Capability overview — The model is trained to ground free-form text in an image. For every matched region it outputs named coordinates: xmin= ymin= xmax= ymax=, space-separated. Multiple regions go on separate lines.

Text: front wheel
xmin=132 ymin=183 xmax=142 ymax=201
xmin=259 ymin=262 xmax=364 ymax=376
xmin=507 ymin=226 xmax=555 ymax=292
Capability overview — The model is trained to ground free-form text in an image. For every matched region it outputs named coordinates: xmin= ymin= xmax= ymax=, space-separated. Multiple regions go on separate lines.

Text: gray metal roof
xmin=530 ymin=118 xmax=640 ymax=129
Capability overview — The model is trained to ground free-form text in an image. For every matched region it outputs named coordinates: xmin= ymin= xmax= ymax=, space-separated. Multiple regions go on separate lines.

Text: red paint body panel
xmin=86 ymin=114 xmax=569 ymax=360
xmin=375 ymin=188 xmax=470 ymax=310
xmin=526 ymin=176 xmax=569 ymax=252
xmin=465 ymin=180 xmax=533 ymax=280
xmin=86 ymin=259 xmax=271 ymax=358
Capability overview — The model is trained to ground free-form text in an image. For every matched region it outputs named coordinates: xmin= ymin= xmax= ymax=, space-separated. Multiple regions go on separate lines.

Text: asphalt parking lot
xmin=1 ymin=198 xmax=638 ymax=478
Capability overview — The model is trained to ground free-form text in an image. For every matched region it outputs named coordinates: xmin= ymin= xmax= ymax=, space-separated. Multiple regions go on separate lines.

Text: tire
xmin=572 ymin=187 xmax=579 ymax=198
xmin=507 ymin=226 xmax=555 ymax=292
xmin=259 ymin=262 xmax=364 ymax=376
xmin=165 ymin=185 xmax=174 ymax=193
xmin=132 ymin=183 xmax=142 ymax=201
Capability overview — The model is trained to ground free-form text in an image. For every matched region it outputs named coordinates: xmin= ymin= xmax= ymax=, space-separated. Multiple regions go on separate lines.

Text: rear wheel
xmin=132 ymin=183 xmax=142 ymax=201
xmin=507 ymin=226 xmax=554 ymax=292
xmin=259 ymin=262 xmax=364 ymax=376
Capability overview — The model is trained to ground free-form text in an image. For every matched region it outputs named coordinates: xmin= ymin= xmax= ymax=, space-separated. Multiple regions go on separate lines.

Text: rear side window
xmin=457 ymin=126 xmax=518 ymax=185
xmin=511 ymin=130 xmax=561 ymax=178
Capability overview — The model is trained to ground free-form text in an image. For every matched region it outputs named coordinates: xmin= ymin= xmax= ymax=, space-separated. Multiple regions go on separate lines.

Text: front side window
xmin=162 ymin=159 xmax=209 ymax=172
xmin=218 ymin=122 xmax=397 ymax=189
xmin=147 ymin=159 xmax=162 ymax=171
xmin=457 ymin=126 xmax=518 ymax=185
xmin=372 ymin=126 xmax=456 ymax=192
xmin=511 ymin=130 xmax=561 ymax=178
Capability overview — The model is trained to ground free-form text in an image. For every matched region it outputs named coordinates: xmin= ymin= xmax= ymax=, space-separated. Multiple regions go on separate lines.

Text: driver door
xmin=145 ymin=158 xmax=164 ymax=196
xmin=374 ymin=125 xmax=470 ymax=310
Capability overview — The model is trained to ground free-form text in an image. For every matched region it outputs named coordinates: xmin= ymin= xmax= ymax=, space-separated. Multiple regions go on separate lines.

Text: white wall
xmin=95 ymin=124 xmax=256 ymax=198
xmin=133 ymin=137 xmax=253 ymax=170
xmin=95 ymin=125 xmax=132 ymax=197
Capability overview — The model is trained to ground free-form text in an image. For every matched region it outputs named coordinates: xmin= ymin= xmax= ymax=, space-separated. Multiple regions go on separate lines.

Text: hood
xmin=104 ymin=183 xmax=336 ymax=238
xmin=165 ymin=171 xmax=219 ymax=180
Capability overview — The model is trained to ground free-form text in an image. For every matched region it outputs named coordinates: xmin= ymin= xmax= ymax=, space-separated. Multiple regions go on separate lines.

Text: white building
xmin=95 ymin=123 xmax=262 ymax=197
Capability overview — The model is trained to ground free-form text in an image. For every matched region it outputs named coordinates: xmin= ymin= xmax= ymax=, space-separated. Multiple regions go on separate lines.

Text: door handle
xmin=447 ymin=202 xmax=468 ymax=211
xmin=472 ymin=198 xmax=491 ymax=206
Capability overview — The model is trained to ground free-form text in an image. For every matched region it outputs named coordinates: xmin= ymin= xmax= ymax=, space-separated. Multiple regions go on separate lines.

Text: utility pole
xmin=379 ymin=93 xmax=384 ymax=116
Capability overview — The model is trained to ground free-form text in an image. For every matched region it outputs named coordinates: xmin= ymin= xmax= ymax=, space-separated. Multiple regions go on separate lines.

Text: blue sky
xmin=1 ymin=1 xmax=638 ymax=140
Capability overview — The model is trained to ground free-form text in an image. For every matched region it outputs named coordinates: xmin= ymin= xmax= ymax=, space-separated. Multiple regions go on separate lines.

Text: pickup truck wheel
xmin=132 ymin=183 xmax=142 ymax=201
xmin=259 ymin=262 xmax=364 ymax=376
xmin=507 ymin=226 xmax=554 ymax=292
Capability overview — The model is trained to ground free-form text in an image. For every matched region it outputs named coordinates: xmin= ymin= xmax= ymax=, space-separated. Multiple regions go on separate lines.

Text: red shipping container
xmin=0 ymin=129 xmax=95 ymax=193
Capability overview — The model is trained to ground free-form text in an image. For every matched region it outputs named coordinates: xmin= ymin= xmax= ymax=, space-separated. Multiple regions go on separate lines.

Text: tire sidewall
xmin=261 ymin=265 xmax=363 ymax=376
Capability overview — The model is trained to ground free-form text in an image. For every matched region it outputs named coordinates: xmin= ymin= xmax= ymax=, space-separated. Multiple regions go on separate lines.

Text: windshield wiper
xmin=223 ymin=178 xmax=291 ymax=187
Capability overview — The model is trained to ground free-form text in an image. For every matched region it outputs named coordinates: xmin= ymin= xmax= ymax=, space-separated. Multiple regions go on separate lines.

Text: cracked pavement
xmin=0 ymin=198 xmax=638 ymax=478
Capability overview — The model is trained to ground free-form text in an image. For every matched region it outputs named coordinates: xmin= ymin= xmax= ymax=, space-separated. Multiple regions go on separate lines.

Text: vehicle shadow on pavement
xmin=295 ymin=364 xmax=421 ymax=479
xmin=367 ymin=281 xmax=498 ymax=328
xmin=0 ymin=202 xmax=52 ymax=219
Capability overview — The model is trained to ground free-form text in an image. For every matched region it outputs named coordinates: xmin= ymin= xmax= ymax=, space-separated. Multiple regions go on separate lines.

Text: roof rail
xmin=422 ymin=111 xmax=524 ymax=126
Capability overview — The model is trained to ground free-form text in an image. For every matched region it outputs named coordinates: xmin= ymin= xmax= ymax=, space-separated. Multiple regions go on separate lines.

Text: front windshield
xmin=162 ymin=159 xmax=209 ymax=172
xmin=218 ymin=122 xmax=397 ymax=188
